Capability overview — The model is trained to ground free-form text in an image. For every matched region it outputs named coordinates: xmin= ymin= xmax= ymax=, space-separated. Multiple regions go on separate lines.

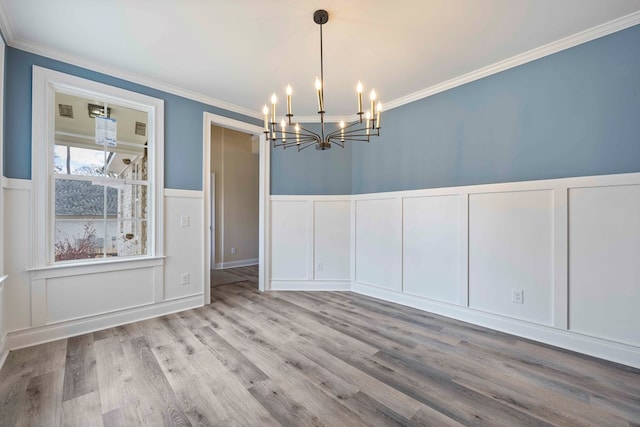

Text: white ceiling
xmin=2 ymin=0 xmax=640 ymax=119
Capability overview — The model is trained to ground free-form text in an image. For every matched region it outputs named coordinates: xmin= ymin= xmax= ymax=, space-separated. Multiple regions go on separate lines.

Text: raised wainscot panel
xmin=46 ymin=268 xmax=155 ymax=324
xmin=355 ymin=198 xmax=401 ymax=291
xmin=164 ymin=195 xmax=203 ymax=300
xmin=468 ymin=190 xmax=553 ymax=325
xmin=271 ymin=200 xmax=309 ymax=280
xmin=403 ymin=195 xmax=460 ymax=304
xmin=568 ymin=184 xmax=640 ymax=346
xmin=314 ymin=201 xmax=351 ymax=281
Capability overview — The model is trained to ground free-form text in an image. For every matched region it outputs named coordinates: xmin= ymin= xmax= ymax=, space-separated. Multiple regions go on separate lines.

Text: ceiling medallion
xmin=263 ymin=9 xmax=382 ymax=151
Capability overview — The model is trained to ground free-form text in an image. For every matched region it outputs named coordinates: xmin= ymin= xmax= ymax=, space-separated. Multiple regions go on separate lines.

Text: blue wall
xmin=3 ymin=47 xmax=261 ymax=190
xmin=270 ymin=122 xmax=352 ymax=195
xmin=5 ymin=23 xmax=640 ymax=194
xmin=351 ymin=24 xmax=640 ymax=194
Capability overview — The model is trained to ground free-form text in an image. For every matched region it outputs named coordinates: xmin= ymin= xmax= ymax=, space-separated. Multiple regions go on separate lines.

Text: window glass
xmin=52 ymin=92 xmax=150 ymax=263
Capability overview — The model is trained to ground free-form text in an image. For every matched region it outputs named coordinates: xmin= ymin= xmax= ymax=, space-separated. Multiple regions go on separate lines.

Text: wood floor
xmin=1 ymin=267 xmax=639 ymax=426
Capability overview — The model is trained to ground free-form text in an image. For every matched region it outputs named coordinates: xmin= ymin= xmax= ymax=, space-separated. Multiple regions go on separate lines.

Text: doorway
xmin=202 ymin=113 xmax=269 ymax=304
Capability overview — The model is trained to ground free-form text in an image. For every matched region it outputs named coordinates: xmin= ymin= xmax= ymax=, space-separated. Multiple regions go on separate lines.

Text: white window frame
xmin=31 ymin=66 xmax=164 ymax=268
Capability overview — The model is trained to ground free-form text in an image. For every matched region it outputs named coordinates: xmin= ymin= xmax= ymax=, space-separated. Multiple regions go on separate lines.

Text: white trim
xmin=0 ymin=334 xmax=8 ymax=371
xmin=31 ymin=66 xmax=165 ymax=268
xmin=5 ymin=294 xmax=204 ymax=352
xmin=1 ymin=176 xmax=31 ymax=190
xmin=27 ymin=256 xmax=164 ymax=280
xmin=164 ymin=188 xmax=203 ymax=199
xmin=351 ymin=172 xmax=640 ymax=200
xmin=203 ymin=113 xmax=269 ymax=304
xmin=383 ymin=10 xmax=640 ymax=112
xmin=0 ymin=275 xmax=7 ymax=287
xmin=214 ymin=258 xmax=259 ymax=270
xmin=1 ymin=11 xmax=637 ymax=122
xmin=5 ymin=37 xmax=261 ymax=120
xmin=351 ymin=281 xmax=640 ymax=369
xmin=270 ymin=280 xmax=351 ymax=291
xmin=0 ymin=1 xmax=15 ymax=43
xmin=259 ymin=132 xmax=270 ymax=293
xmin=270 ymin=194 xmax=351 ymax=201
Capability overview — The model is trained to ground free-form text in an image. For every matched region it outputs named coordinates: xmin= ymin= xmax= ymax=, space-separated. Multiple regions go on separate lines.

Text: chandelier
xmin=263 ymin=9 xmax=382 ymax=151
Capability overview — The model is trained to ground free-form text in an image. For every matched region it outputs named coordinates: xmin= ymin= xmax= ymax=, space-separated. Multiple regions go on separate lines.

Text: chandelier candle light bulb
xmin=366 ymin=111 xmax=371 ymax=135
xmin=370 ymin=90 xmax=377 ymax=126
xmin=357 ymin=81 xmax=363 ymax=116
xmin=315 ymin=78 xmax=324 ymax=112
xmin=286 ymin=85 xmax=293 ymax=118
xmin=271 ymin=93 xmax=277 ymax=124
xmin=262 ymin=105 xmax=269 ymax=132
xmin=264 ymin=9 xmax=381 ymax=151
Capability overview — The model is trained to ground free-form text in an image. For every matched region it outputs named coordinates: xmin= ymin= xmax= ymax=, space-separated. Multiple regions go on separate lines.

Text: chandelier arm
xmin=297 ymin=140 xmax=322 ymax=151
xmin=272 ymin=135 xmax=319 ymax=146
xmin=338 ymin=138 xmax=372 ymax=143
xmin=294 ymin=124 xmax=322 ymax=140
xmin=325 ymin=120 xmax=365 ymax=139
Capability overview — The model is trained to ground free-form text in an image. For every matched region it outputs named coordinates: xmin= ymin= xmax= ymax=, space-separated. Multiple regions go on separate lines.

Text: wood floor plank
xmin=151 ymin=342 xmax=239 ymax=426
xmin=94 ymin=335 xmax=137 ymax=414
xmin=61 ymin=391 xmax=104 ymax=427
xmin=16 ymin=369 xmax=64 ymax=427
xmin=192 ymin=325 xmax=269 ymax=388
xmin=62 ymin=334 xmax=98 ymax=402
xmin=1 ymin=266 xmax=639 ymax=426
xmin=246 ymin=379 xmax=326 ymax=427
xmin=101 ymin=403 xmax=143 ymax=427
xmin=120 ymin=336 xmax=192 ymax=426
xmin=187 ymin=345 xmax=280 ymax=426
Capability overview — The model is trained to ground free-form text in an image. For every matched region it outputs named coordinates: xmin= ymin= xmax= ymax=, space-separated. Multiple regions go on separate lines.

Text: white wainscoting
xmin=164 ymin=189 xmax=205 ymax=301
xmin=0 ymin=275 xmax=7 ymax=368
xmin=403 ymin=194 xmax=462 ymax=305
xmin=468 ymin=189 xmax=554 ymax=326
xmin=0 ymin=181 xmax=206 ymax=363
xmin=270 ymin=196 xmax=351 ymax=290
xmin=269 ymin=173 xmax=640 ymax=368
xmin=354 ymin=198 xmax=402 ymax=291
xmin=568 ymin=184 xmax=640 ymax=347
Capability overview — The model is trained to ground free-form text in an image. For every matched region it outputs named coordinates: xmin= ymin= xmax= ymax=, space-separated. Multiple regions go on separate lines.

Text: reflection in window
xmin=53 ymin=92 xmax=149 ymax=262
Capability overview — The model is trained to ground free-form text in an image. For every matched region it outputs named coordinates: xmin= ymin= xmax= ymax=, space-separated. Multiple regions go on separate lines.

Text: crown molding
xmin=1 ymin=9 xmax=638 ymax=120
xmin=5 ymin=36 xmax=262 ymax=120
xmin=383 ymin=10 xmax=640 ymax=112
xmin=0 ymin=1 xmax=15 ymax=44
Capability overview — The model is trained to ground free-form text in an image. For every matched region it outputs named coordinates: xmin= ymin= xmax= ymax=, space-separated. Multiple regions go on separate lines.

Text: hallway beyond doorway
xmin=211 ymin=265 xmax=258 ymax=289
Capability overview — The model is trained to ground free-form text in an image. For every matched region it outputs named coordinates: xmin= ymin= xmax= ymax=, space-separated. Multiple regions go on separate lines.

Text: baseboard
xmin=214 ymin=258 xmax=259 ymax=269
xmin=5 ymin=294 xmax=204 ymax=352
xmin=0 ymin=333 xmax=8 ymax=371
xmin=351 ymin=282 xmax=640 ymax=369
xmin=269 ymin=280 xmax=351 ymax=291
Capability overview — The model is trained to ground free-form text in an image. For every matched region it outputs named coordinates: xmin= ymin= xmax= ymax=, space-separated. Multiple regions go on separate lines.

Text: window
xmin=32 ymin=67 xmax=164 ymax=267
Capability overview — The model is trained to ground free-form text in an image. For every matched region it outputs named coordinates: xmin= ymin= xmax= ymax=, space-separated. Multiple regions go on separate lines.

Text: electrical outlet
xmin=317 ymin=261 xmax=324 ymax=271
xmin=231 ymin=247 xmax=237 ymax=254
xmin=180 ymin=215 xmax=190 ymax=227
xmin=180 ymin=273 xmax=190 ymax=285
xmin=512 ymin=289 xmax=524 ymax=304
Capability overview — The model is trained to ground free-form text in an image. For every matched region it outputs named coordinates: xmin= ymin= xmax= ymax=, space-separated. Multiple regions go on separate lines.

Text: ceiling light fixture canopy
xmin=263 ymin=9 xmax=382 ymax=151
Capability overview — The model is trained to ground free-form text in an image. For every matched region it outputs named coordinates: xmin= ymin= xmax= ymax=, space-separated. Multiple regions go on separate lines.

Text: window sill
xmin=28 ymin=256 xmax=165 ymax=280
